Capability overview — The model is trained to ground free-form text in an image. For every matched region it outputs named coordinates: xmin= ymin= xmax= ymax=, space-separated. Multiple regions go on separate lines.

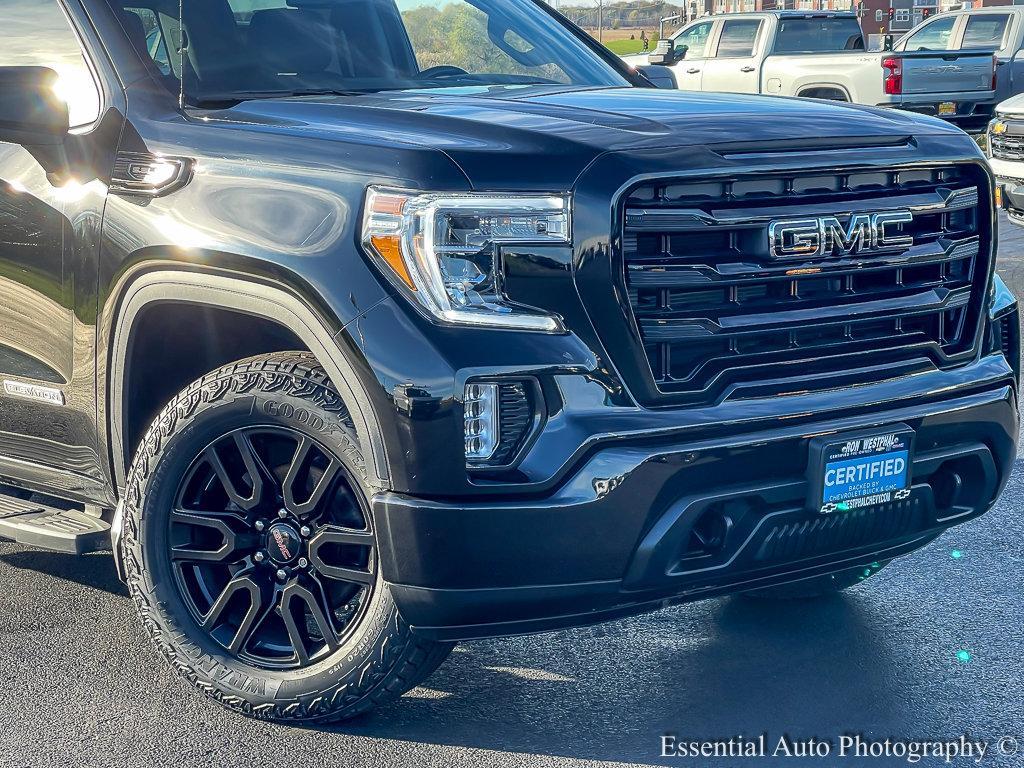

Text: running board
xmin=0 ymin=494 xmax=111 ymax=554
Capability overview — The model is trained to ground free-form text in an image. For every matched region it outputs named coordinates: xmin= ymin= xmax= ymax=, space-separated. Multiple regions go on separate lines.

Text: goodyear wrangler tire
xmin=120 ymin=352 xmax=452 ymax=722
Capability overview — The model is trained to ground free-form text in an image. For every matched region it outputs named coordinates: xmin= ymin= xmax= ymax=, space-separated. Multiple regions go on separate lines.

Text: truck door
xmin=0 ymin=0 xmax=108 ymax=493
xmin=1006 ymin=19 xmax=1024 ymax=105
xmin=700 ymin=19 xmax=764 ymax=94
xmin=670 ymin=20 xmax=716 ymax=90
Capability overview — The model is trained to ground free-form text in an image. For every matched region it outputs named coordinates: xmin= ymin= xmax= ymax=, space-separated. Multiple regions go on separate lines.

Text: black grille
xmin=621 ymin=164 xmax=990 ymax=403
xmin=991 ymin=133 xmax=1024 ymax=161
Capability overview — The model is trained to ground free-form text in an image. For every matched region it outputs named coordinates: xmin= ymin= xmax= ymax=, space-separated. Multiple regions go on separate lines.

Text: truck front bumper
xmin=992 ymin=159 xmax=1024 ymax=222
xmin=876 ymin=95 xmax=995 ymax=132
xmin=376 ymin=368 xmax=1018 ymax=641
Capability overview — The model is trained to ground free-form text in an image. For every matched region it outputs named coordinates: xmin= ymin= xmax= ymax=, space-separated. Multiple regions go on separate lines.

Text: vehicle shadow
xmin=0 ymin=542 xmax=945 ymax=766
xmin=324 ymin=591 xmax=928 ymax=766
xmin=0 ymin=546 xmax=129 ymax=597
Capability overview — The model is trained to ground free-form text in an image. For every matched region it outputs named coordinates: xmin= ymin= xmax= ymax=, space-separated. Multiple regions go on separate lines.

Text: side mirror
xmin=649 ymin=40 xmax=685 ymax=66
xmin=636 ymin=65 xmax=678 ymax=89
xmin=0 ymin=67 xmax=69 ymax=147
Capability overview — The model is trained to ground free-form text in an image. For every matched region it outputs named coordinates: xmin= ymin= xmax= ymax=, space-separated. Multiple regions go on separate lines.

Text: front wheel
xmin=120 ymin=352 xmax=451 ymax=722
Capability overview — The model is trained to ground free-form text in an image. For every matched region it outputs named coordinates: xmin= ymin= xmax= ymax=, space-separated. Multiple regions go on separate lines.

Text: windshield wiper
xmin=191 ymin=88 xmax=375 ymax=107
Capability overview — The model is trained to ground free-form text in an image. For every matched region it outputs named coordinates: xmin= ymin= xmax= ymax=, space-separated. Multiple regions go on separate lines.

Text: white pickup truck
xmin=987 ymin=94 xmax=1024 ymax=224
xmin=625 ymin=11 xmax=996 ymax=128
xmin=893 ymin=7 xmax=1024 ymax=130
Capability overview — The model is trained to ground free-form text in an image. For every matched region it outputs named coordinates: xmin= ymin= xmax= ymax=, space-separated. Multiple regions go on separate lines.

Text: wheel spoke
xmin=231 ymin=588 xmax=275 ymax=655
xmin=307 ymin=525 xmax=375 ymax=585
xmin=205 ymin=433 xmax=264 ymax=511
xmin=170 ymin=508 xmax=254 ymax=563
xmin=282 ymin=437 xmax=341 ymax=517
xmin=281 ymin=582 xmax=340 ymax=665
xmin=202 ymin=576 xmax=264 ymax=653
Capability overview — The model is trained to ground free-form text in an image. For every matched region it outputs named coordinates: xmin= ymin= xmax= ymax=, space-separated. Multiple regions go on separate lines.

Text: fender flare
xmin=795 ymin=83 xmax=853 ymax=102
xmin=107 ymin=269 xmax=392 ymax=494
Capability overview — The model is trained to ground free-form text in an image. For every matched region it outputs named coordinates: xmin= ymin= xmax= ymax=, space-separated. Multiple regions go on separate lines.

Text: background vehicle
xmin=894 ymin=7 xmax=1024 ymax=130
xmin=987 ymin=95 xmax=1024 ymax=223
xmin=623 ymin=11 xmax=996 ymax=126
xmin=0 ymin=0 xmax=1018 ymax=726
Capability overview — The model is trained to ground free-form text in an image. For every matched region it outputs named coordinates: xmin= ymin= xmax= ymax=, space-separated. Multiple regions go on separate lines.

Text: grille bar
xmin=626 ymin=236 xmax=979 ymax=289
xmin=621 ymin=164 xmax=989 ymax=402
xmin=625 ymin=185 xmax=979 ymax=232
xmin=639 ymin=286 xmax=971 ymax=341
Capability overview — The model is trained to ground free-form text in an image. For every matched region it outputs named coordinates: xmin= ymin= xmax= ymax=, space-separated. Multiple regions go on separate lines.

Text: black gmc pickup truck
xmin=0 ymin=0 xmax=1018 ymax=723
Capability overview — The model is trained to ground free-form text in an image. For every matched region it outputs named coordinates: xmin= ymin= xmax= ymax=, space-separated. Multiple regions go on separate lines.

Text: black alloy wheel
xmin=171 ymin=427 xmax=374 ymax=668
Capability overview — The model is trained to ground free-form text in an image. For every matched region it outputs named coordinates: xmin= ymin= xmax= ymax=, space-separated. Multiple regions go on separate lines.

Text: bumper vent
xmin=620 ymin=164 xmax=991 ymax=404
xmin=755 ymin=498 xmax=922 ymax=564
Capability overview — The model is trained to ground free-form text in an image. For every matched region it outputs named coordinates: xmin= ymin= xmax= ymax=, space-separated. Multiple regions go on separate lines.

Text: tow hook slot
xmin=680 ymin=505 xmax=737 ymax=561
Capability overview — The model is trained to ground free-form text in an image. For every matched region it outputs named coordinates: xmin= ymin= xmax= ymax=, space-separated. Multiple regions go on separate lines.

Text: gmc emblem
xmin=767 ymin=210 xmax=914 ymax=260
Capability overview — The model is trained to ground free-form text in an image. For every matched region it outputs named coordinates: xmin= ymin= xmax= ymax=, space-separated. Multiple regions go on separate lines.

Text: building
xmin=859 ymin=0 xmax=951 ymax=38
xmin=677 ymin=0 xmax=1024 ymax=24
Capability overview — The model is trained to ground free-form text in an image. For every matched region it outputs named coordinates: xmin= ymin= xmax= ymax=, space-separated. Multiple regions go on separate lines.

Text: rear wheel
xmin=743 ymin=561 xmax=890 ymax=600
xmin=121 ymin=352 xmax=452 ymax=722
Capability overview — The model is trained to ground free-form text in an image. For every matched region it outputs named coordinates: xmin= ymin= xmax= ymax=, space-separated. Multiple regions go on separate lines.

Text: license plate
xmin=806 ymin=426 xmax=914 ymax=514
xmin=938 ymin=101 xmax=957 ymax=116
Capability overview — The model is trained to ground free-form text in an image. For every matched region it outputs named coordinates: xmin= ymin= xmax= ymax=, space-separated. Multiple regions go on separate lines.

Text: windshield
xmin=773 ymin=17 xmax=865 ymax=53
xmin=105 ymin=0 xmax=630 ymax=105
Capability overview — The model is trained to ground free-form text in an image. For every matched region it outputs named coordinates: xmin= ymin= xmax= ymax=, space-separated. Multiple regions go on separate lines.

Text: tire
xmin=742 ymin=561 xmax=890 ymax=600
xmin=120 ymin=352 xmax=452 ymax=722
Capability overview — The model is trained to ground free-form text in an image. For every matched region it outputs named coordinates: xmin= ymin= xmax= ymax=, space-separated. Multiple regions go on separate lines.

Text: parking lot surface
xmin=1 ymin=218 xmax=1023 ymax=768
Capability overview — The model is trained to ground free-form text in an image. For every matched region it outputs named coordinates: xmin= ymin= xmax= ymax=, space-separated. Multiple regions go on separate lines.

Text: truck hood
xmin=996 ymin=91 xmax=1024 ymax=116
xmin=212 ymin=84 xmax=966 ymax=189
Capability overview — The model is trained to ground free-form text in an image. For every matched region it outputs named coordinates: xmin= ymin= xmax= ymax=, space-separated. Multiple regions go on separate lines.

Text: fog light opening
xmin=465 ymin=379 xmax=540 ymax=471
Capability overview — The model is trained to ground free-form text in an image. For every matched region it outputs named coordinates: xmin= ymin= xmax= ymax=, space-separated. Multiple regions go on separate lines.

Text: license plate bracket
xmin=938 ymin=101 xmax=957 ymax=116
xmin=806 ymin=425 xmax=915 ymax=514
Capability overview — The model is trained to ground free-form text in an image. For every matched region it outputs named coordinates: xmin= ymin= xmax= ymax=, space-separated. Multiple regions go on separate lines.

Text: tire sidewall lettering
xmin=259 ymin=397 xmax=331 ymax=434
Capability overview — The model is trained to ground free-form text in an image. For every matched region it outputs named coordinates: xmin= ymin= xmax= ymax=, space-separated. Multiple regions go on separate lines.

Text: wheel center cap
xmin=267 ymin=523 xmax=301 ymax=564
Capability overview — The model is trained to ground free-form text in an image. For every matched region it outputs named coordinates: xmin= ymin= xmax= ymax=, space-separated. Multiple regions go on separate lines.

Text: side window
xmin=714 ymin=20 xmax=761 ymax=58
xmin=676 ymin=22 xmax=714 ymax=59
xmin=123 ymin=8 xmax=171 ymax=76
xmin=961 ymin=15 xmax=1010 ymax=49
xmin=904 ymin=16 xmax=957 ymax=50
xmin=0 ymin=0 xmax=101 ymax=128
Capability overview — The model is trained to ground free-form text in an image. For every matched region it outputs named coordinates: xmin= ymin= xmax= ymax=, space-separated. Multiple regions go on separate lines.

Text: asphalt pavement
xmin=1 ymin=219 xmax=1023 ymax=768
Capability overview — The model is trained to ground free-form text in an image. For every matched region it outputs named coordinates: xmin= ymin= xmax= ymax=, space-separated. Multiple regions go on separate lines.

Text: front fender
xmin=104 ymin=267 xmax=393 ymax=492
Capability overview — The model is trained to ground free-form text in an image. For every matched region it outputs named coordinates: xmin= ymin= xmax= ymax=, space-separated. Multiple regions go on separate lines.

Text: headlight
xmin=362 ymin=187 xmax=569 ymax=331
